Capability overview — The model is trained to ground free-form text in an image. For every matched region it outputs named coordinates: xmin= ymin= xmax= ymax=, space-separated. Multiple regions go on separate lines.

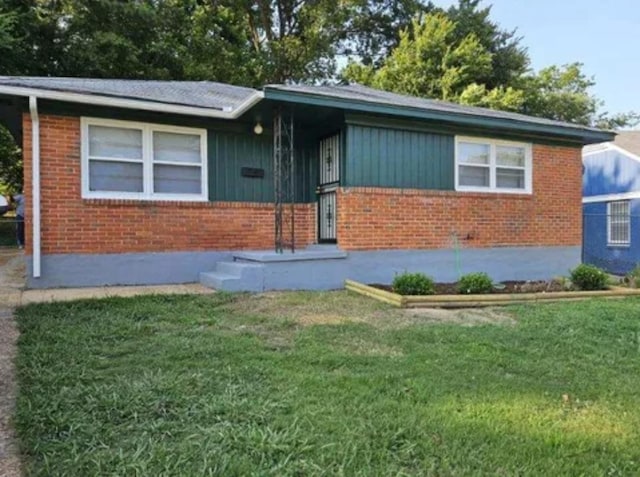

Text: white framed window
xmin=81 ymin=117 xmax=207 ymax=201
xmin=455 ymin=136 xmax=532 ymax=194
xmin=607 ymin=200 xmax=630 ymax=246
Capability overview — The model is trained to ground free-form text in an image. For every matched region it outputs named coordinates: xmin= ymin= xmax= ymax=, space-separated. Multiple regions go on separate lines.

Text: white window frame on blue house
xmin=80 ymin=117 xmax=208 ymax=202
xmin=454 ymin=136 xmax=533 ymax=194
xmin=607 ymin=200 xmax=630 ymax=247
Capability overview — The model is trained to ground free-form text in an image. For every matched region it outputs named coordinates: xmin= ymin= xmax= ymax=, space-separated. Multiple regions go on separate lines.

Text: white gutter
xmin=0 ymin=86 xmax=264 ymax=119
xmin=582 ymin=191 xmax=640 ymax=204
xmin=29 ymin=96 xmax=41 ymax=278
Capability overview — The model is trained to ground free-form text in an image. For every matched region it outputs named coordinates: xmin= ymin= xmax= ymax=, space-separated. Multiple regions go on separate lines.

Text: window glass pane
xmin=496 ymin=146 xmax=525 ymax=167
xmin=610 ymin=223 xmax=630 ymax=244
xmin=89 ymin=160 xmax=143 ymax=192
xmin=458 ymin=142 xmax=490 ymax=165
xmin=496 ymin=168 xmax=525 ymax=189
xmin=153 ymin=164 xmax=201 ymax=194
xmin=89 ymin=126 xmax=142 ymax=159
xmin=153 ymin=132 xmax=201 ymax=164
xmin=610 ymin=201 xmax=629 ymax=217
xmin=459 ymin=165 xmax=489 ymax=187
xmin=609 ymin=201 xmax=630 ymax=244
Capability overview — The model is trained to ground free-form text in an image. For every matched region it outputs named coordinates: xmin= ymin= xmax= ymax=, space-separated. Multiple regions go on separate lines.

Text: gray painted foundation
xmin=26 ymin=251 xmax=233 ymax=289
xmin=27 ymin=246 xmax=581 ymax=290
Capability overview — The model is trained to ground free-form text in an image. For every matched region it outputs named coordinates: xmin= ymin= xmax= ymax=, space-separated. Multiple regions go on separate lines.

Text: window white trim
xmin=607 ymin=200 xmax=631 ymax=247
xmin=81 ymin=117 xmax=208 ymax=201
xmin=454 ymin=136 xmax=533 ymax=194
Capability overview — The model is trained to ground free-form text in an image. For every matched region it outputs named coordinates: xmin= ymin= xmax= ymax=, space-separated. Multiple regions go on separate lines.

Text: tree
xmin=458 ymin=83 xmax=524 ymax=112
xmin=445 ymin=0 xmax=528 ymax=89
xmin=0 ymin=0 xmax=636 ymax=128
xmin=517 ymin=63 xmax=597 ymax=125
xmin=595 ymin=112 xmax=640 ymax=130
xmin=342 ymin=13 xmax=516 ymax=103
xmin=0 ymin=0 xmax=67 ymax=76
xmin=342 ymin=8 xmax=637 ymax=128
xmin=0 ymin=125 xmax=21 ymax=194
xmin=341 ymin=0 xmax=435 ymax=67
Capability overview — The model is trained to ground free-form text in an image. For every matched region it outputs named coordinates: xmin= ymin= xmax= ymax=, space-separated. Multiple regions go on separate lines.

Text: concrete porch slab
xmin=234 ymin=248 xmax=348 ymax=263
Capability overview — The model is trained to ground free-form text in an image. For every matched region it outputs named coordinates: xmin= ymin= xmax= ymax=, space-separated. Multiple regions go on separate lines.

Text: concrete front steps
xmin=199 ymin=261 xmax=265 ymax=292
xmin=199 ymin=245 xmax=348 ymax=292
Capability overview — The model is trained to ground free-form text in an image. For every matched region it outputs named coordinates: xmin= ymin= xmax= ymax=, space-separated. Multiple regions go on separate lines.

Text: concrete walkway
xmin=0 ymin=249 xmax=215 ymax=477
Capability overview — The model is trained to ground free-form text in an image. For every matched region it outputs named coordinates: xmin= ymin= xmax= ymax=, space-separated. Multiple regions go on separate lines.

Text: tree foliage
xmin=445 ymin=0 xmax=528 ymax=89
xmin=342 ymin=0 xmax=434 ymax=67
xmin=345 ymin=13 xmax=493 ymax=100
xmin=0 ymin=0 xmax=636 ymax=126
xmin=0 ymin=125 xmax=22 ymax=194
xmin=343 ymin=7 xmax=638 ymax=128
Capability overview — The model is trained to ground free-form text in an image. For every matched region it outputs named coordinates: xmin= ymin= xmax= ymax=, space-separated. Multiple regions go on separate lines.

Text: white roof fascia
xmin=0 ymin=85 xmax=264 ymax=119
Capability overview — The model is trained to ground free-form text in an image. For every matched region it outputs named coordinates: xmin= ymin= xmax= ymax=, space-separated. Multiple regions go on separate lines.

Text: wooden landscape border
xmin=344 ymin=279 xmax=640 ymax=308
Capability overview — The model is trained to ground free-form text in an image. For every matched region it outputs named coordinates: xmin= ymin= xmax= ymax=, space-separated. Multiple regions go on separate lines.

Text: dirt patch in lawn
xmin=225 ymin=291 xmax=516 ymax=330
xmin=406 ymin=307 xmax=517 ymax=326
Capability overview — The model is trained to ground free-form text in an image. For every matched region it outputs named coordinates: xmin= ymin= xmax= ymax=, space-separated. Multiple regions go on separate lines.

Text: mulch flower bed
xmin=371 ymin=280 xmax=573 ymax=295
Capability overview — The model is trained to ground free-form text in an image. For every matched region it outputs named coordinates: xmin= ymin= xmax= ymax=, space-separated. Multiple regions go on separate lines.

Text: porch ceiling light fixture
xmin=253 ymin=121 xmax=264 ymax=135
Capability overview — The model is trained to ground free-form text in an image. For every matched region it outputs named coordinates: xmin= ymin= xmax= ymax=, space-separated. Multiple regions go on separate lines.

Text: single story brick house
xmin=0 ymin=77 xmax=613 ymax=290
xmin=583 ymin=131 xmax=640 ymax=274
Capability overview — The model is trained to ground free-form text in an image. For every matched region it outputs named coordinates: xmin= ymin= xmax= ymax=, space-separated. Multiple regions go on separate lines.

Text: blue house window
xmin=607 ymin=201 xmax=630 ymax=246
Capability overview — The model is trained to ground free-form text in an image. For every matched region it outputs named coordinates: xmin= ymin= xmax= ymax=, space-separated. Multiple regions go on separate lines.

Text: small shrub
xmin=549 ymin=276 xmax=574 ymax=291
xmin=457 ymin=272 xmax=493 ymax=294
xmin=569 ymin=264 xmax=608 ymax=291
xmin=625 ymin=265 xmax=640 ymax=288
xmin=392 ymin=272 xmax=435 ymax=295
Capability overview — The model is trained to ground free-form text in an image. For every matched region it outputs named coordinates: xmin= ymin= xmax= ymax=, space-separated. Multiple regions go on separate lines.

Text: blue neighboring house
xmin=583 ymin=131 xmax=640 ymax=274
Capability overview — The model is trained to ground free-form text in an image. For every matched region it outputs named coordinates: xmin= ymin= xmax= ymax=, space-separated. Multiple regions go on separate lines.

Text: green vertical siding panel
xmin=341 ymin=127 xmax=348 ymax=186
xmin=208 ymin=130 xmax=274 ymax=202
xmin=208 ymin=129 xmax=317 ymax=203
xmin=295 ymin=142 xmax=318 ymax=203
xmin=443 ymin=135 xmax=454 ymax=188
xmin=344 ymin=124 xmax=454 ymax=190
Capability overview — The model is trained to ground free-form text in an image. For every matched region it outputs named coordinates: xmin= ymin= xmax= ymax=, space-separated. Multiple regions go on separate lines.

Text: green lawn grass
xmin=15 ymin=292 xmax=640 ymax=476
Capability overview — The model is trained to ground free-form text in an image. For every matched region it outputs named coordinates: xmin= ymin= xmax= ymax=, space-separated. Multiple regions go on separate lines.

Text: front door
xmin=317 ymin=134 xmax=340 ymax=243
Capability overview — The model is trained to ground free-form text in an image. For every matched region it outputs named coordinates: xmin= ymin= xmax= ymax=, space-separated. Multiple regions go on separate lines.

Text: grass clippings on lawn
xmin=14 ymin=291 xmax=640 ymax=476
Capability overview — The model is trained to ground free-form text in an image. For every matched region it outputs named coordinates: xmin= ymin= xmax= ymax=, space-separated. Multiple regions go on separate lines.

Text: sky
xmin=437 ymin=0 xmax=640 ymax=118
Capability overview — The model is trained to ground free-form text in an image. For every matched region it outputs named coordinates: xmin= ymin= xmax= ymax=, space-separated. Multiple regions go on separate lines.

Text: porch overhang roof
xmin=263 ymin=84 xmax=615 ymax=145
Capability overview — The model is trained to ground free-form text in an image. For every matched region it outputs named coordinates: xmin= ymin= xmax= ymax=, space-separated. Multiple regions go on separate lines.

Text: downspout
xmin=29 ymin=96 xmax=41 ymax=278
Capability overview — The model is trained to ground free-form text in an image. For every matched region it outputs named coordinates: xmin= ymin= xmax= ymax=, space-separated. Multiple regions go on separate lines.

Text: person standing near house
xmin=12 ymin=191 xmax=24 ymax=248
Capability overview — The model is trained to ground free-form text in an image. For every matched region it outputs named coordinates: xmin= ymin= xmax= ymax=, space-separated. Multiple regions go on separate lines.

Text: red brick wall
xmin=22 ymin=114 xmax=316 ymax=255
xmin=23 ymin=113 xmax=582 ymax=255
xmin=336 ymin=144 xmax=582 ymax=250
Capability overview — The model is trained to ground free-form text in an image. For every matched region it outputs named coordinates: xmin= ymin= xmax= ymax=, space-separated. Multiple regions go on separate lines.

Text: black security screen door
xmin=317 ymin=133 xmax=340 ymax=242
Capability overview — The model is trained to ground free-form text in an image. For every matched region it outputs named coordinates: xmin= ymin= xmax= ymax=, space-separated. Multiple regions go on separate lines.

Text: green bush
xmin=625 ymin=265 xmax=640 ymax=288
xmin=569 ymin=264 xmax=608 ymax=291
xmin=457 ymin=272 xmax=493 ymax=294
xmin=392 ymin=272 xmax=435 ymax=295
